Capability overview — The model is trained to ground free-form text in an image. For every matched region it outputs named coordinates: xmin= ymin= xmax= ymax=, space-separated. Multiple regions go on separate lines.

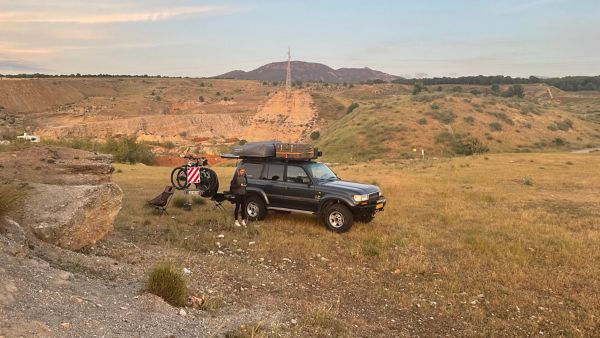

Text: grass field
xmin=105 ymin=151 xmax=600 ymax=336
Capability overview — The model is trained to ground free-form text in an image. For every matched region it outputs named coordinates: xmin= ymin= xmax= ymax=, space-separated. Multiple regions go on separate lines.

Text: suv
xmin=237 ymin=158 xmax=386 ymax=232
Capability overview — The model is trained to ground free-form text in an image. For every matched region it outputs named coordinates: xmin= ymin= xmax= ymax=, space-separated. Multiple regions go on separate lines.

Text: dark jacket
xmin=230 ymin=172 xmax=248 ymax=195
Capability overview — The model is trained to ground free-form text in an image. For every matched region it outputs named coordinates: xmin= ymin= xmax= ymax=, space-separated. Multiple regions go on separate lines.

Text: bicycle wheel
xmin=199 ymin=168 xmax=219 ymax=197
xmin=171 ymin=166 xmax=190 ymax=190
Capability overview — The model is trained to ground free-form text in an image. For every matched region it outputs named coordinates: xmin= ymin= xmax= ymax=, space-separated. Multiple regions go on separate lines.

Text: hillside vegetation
xmin=2 ymin=78 xmax=600 ymax=163
xmin=315 ymin=84 xmax=600 ymax=162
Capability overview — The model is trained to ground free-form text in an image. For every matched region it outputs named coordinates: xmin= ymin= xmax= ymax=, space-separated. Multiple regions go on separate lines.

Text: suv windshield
xmin=306 ymin=162 xmax=337 ymax=180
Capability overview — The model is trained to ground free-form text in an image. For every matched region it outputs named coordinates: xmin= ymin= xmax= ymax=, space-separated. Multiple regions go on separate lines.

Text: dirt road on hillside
xmin=242 ymin=90 xmax=317 ymax=142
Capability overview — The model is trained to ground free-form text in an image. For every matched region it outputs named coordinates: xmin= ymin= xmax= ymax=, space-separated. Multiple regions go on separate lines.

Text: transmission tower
xmin=285 ymin=47 xmax=292 ymax=97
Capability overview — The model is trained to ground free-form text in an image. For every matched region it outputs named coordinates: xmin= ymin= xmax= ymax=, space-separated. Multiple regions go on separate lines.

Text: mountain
xmin=216 ymin=61 xmax=399 ymax=83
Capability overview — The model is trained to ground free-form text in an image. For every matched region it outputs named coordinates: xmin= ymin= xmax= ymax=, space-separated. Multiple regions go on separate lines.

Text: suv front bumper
xmin=352 ymin=197 xmax=386 ymax=213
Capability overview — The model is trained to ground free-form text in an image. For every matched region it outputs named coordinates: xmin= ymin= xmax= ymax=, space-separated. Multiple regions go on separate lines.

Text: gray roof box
xmin=231 ymin=140 xmax=280 ymax=158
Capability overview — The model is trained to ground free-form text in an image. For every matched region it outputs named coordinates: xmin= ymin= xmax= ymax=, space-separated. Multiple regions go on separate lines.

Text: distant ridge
xmin=216 ymin=61 xmax=400 ymax=83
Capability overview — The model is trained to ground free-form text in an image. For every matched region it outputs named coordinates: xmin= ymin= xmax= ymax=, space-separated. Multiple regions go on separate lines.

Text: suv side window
xmin=241 ymin=162 xmax=263 ymax=179
xmin=265 ymin=163 xmax=284 ymax=181
xmin=286 ymin=165 xmax=309 ymax=184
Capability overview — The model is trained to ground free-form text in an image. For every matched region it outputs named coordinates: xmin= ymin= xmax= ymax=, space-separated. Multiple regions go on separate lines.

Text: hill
xmin=217 ymin=61 xmax=399 ymax=83
xmin=1 ymin=78 xmax=600 ymax=162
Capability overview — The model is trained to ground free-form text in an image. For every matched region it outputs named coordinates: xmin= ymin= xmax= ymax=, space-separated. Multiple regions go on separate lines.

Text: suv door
xmin=261 ymin=162 xmax=286 ymax=207
xmin=284 ymin=164 xmax=317 ymax=211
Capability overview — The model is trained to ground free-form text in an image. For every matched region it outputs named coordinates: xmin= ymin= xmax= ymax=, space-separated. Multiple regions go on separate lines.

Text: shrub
xmin=310 ymin=131 xmax=321 ymax=140
xmin=552 ymin=137 xmax=567 ymax=146
xmin=417 ymin=117 xmax=428 ymax=125
xmin=427 ymin=110 xmax=456 ymax=124
xmin=430 ymin=103 xmax=440 ymax=110
xmin=238 ymin=139 xmax=247 ymax=145
xmin=154 ymin=95 xmax=161 ymax=101
xmin=555 ymin=119 xmax=573 ymax=131
xmin=0 ymin=185 xmax=25 ymax=218
xmin=146 ymin=263 xmax=187 ymax=306
xmin=162 ymin=141 xmax=176 ymax=149
xmin=198 ymin=96 xmax=204 ymax=102
xmin=103 ymin=136 xmax=155 ymax=165
xmin=413 ymin=81 xmax=427 ymax=95
xmin=192 ymin=196 xmax=206 ymax=205
xmin=179 ymin=131 xmax=187 ymax=137
xmin=547 ymin=124 xmax=559 ymax=131
xmin=486 ymin=111 xmax=514 ymax=125
xmin=451 ymin=136 xmax=489 ymax=155
xmin=347 ymin=102 xmax=359 ymax=114
xmin=489 ymin=122 xmax=503 ymax=131
xmin=172 ymin=196 xmax=188 ymax=208
xmin=502 ymin=84 xmax=525 ymax=98
xmin=463 ymin=116 xmax=475 ymax=125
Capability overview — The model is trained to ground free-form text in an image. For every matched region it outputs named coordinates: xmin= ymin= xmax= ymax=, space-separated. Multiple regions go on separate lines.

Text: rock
xmin=179 ymin=308 xmax=187 ymax=316
xmin=60 ymin=322 xmax=72 ymax=329
xmin=21 ymin=182 xmax=123 ymax=251
xmin=0 ymin=146 xmax=114 ymax=185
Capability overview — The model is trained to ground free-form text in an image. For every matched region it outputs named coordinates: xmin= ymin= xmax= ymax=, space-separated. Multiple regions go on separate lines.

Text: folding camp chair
xmin=211 ymin=192 xmax=235 ymax=211
xmin=148 ymin=186 xmax=176 ymax=216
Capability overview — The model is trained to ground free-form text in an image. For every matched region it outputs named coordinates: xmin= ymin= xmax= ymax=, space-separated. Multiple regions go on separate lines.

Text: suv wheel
xmin=323 ymin=204 xmax=353 ymax=233
xmin=246 ymin=195 xmax=267 ymax=221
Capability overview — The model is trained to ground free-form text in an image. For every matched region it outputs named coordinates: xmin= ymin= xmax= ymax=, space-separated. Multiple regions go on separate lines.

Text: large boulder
xmin=0 ymin=146 xmax=123 ymax=250
xmin=21 ymin=183 xmax=122 ymax=251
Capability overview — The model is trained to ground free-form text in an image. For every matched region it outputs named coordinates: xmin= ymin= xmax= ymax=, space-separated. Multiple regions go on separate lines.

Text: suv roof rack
xmin=221 ymin=140 xmax=322 ymax=160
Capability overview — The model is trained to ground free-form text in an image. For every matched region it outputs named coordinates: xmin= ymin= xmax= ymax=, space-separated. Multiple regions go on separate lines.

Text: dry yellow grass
xmin=110 ymin=151 xmax=600 ymax=336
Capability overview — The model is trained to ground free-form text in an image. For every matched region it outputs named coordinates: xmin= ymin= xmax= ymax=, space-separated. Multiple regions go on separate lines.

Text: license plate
xmin=376 ymin=203 xmax=384 ymax=209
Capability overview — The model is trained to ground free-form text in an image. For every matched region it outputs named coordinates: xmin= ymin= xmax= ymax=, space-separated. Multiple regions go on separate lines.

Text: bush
xmin=489 ymin=122 xmax=503 ymax=131
xmin=198 ymin=96 xmax=204 ymax=102
xmin=347 ymin=102 xmax=359 ymax=114
xmin=463 ymin=116 xmax=475 ymax=125
xmin=172 ymin=196 xmax=188 ymax=208
xmin=413 ymin=81 xmax=427 ymax=95
xmin=103 ymin=136 xmax=155 ymax=165
xmin=146 ymin=263 xmax=187 ymax=306
xmin=554 ymin=119 xmax=573 ymax=131
xmin=238 ymin=139 xmax=247 ymax=145
xmin=417 ymin=117 xmax=428 ymax=125
xmin=310 ymin=131 xmax=321 ymax=140
xmin=502 ymin=84 xmax=525 ymax=98
xmin=0 ymin=185 xmax=25 ymax=218
xmin=192 ymin=196 xmax=206 ymax=205
xmin=430 ymin=103 xmax=440 ymax=110
xmin=427 ymin=110 xmax=456 ymax=124
xmin=552 ymin=137 xmax=567 ymax=146
xmin=162 ymin=141 xmax=176 ymax=149
xmin=451 ymin=136 xmax=489 ymax=155
xmin=486 ymin=111 xmax=514 ymax=125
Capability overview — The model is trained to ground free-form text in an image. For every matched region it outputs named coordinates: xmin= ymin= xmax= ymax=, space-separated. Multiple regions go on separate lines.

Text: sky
xmin=1 ymin=0 xmax=599 ymax=78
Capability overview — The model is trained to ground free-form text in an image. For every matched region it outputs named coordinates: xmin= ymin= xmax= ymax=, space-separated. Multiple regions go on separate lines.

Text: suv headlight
xmin=353 ymin=194 xmax=369 ymax=202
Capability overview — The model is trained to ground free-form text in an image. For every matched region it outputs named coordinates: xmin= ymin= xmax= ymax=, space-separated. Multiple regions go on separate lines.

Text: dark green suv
xmin=237 ymin=158 xmax=386 ymax=232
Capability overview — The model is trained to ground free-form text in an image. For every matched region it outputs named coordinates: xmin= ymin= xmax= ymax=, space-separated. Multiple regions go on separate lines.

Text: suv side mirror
xmin=302 ymin=177 xmax=311 ymax=185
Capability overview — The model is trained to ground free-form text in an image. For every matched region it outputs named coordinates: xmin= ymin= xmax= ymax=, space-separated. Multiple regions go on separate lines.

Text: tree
xmin=310 ymin=131 xmax=320 ymax=140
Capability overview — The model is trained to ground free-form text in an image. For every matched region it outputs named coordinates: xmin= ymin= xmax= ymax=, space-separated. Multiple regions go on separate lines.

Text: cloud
xmin=0 ymin=58 xmax=45 ymax=72
xmin=0 ymin=5 xmax=235 ymax=24
xmin=500 ymin=0 xmax=564 ymax=14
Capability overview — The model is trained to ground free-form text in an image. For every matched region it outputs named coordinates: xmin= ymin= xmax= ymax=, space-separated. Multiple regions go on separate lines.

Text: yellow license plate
xmin=376 ymin=203 xmax=384 ymax=209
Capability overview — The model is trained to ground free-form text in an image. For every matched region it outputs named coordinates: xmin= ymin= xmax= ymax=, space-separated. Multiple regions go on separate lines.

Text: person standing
xmin=230 ymin=166 xmax=248 ymax=226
